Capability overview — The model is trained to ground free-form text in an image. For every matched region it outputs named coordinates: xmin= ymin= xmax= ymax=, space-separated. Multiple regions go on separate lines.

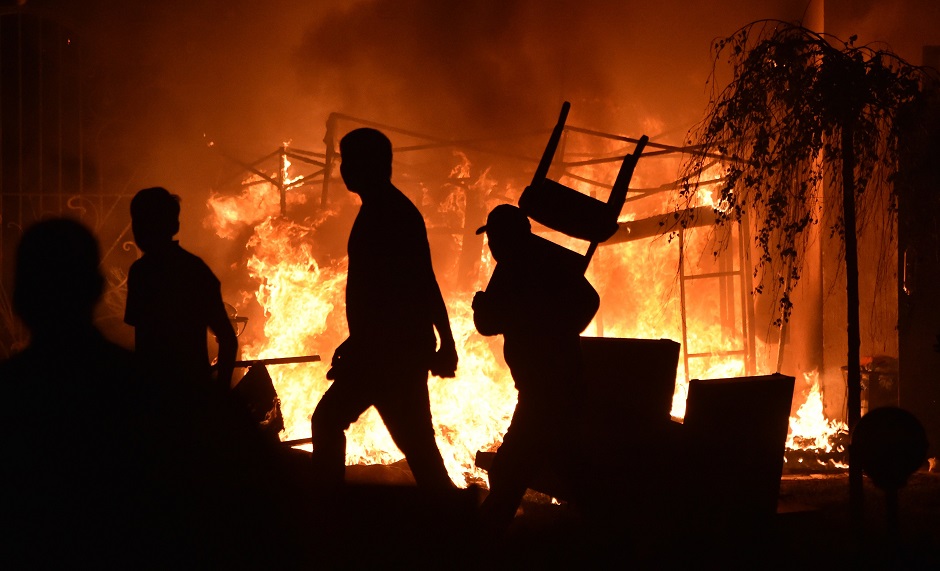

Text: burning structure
xmin=2 ymin=1 xmax=939 ymax=494
xmin=199 ymin=105 xmax=853 ymax=485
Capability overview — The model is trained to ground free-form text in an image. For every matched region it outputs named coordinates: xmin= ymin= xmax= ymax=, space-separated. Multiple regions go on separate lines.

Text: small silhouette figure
xmin=124 ymin=187 xmax=237 ymax=390
xmin=0 ymin=218 xmax=154 ymax=565
xmin=472 ymin=204 xmax=600 ymax=537
xmin=310 ymin=128 xmax=458 ymax=490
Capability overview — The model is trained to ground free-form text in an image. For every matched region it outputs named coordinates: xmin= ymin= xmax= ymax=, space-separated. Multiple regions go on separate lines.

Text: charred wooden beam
xmin=604 ymin=205 xmax=719 ymax=245
xmin=232 ymin=355 xmax=321 ymax=369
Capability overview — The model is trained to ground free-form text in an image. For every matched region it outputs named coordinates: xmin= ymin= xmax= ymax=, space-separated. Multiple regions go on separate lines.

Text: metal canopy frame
xmin=201 ymin=109 xmax=760 ymax=379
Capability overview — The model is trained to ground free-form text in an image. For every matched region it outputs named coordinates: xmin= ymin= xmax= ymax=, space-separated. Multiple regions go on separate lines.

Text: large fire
xmin=204 ymin=137 xmax=846 ymax=487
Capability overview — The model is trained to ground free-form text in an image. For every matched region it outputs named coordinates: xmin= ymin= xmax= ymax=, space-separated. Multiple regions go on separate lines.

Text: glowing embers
xmin=784 ymin=371 xmax=849 ymax=472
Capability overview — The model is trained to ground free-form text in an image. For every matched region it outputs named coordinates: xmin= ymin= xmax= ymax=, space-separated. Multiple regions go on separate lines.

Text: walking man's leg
xmin=375 ymin=376 xmax=453 ymax=491
xmin=310 ymin=379 xmax=372 ymax=486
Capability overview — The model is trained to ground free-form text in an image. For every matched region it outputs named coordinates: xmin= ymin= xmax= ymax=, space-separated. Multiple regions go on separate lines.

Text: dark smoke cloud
xmin=23 ymin=0 xmax=940 ymax=198
xmin=293 ymin=0 xmax=940 ymax=143
xmin=293 ymin=0 xmax=790 ymax=141
xmin=294 ymin=0 xmax=610 ymax=138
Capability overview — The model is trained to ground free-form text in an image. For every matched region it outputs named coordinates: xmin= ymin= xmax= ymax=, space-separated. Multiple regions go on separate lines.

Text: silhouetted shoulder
xmin=128 ymin=242 xmax=218 ymax=285
xmin=357 ymin=187 xmax=426 ymax=239
xmin=0 ymin=331 xmax=139 ymax=419
xmin=125 ymin=242 xmax=221 ymax=328
xmin=0 ymin=331 xmax=164 ymax=566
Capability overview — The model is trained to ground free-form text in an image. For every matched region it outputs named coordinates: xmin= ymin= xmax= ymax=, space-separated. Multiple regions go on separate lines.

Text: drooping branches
xmin=676 ymin=19 xmax=928 ymax=324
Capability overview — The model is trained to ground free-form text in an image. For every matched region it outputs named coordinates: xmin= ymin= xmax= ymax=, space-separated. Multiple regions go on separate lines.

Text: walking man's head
xmin=339 ymin=128 xmax=393 ymax=195
xmin=130 ymin=187 xmax=181 ymax=253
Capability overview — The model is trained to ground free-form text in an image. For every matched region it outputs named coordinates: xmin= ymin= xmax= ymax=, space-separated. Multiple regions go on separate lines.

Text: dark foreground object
xmin=478 ymin=338 xmax=796 ymax=557
xmin=306 ymin=482 xmax=483 ymax=568
xmin=476 ymin=470 xmax=939 ymax=569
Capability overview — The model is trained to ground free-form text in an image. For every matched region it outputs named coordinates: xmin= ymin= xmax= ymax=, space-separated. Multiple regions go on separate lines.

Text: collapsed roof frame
xmin=209 ymin=111 xmax=758 ymax=379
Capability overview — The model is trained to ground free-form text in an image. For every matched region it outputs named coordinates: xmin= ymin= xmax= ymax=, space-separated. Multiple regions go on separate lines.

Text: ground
xmin=497 ymin=468 xmax=940 ymax=569
xmin=291 ymin=454 xmax=940 ymax=568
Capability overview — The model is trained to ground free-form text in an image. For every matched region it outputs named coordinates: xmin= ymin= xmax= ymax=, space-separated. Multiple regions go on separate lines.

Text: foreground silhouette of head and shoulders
xmin=310 ymin=128 xmax=458 ymax=492
xmin=0 ymin=218 xmax=162 ymax=566
xmin=0 ymin=217 xmax=317 ymax=567
xmin=0 ymin=217 xmax=139 ymax=445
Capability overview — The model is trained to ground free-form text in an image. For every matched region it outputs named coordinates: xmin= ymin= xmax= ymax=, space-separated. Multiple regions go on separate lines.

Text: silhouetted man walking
xmin=472 ymin=204 xmax=599 ymax=537
xmin=310 ymin=128 xmax=458 ymax=490
xmin=124 ymin=187 xmax=237 ymax=390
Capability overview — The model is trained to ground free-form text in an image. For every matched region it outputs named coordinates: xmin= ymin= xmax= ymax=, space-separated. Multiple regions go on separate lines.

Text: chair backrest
xmin=516 ymin=101 xmax=649 ymax=272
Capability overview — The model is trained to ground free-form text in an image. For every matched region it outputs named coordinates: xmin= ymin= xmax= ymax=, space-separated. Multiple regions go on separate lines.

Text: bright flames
xmin=206 ymin=165 xmax=517 ymax=485
xmin=785 ymin=370 xmax=849 ymax=469
xmin=204 ymin=140 xmax=849 ymax=487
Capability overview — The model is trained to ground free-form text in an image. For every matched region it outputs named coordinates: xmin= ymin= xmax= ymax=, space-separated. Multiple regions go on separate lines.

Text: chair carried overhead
xmin=517 ymin=101 xmax=649 ymax=273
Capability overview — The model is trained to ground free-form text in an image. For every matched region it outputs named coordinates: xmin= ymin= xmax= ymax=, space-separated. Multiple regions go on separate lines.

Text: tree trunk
xmin=842 ymin=124 xmax=864 ymax=527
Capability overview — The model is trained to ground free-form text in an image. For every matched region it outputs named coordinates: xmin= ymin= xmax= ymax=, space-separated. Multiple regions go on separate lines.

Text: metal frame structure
xmin=677 ymin=217 xmax=757 ymax=381
xmin=208 ymin=108 xmax=759 ymax=379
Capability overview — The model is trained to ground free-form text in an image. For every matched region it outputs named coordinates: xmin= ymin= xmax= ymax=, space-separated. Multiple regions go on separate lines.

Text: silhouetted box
xmin=682 ymin=373 xmax=795 ymax=525
xmin=579 ymin=336 xmax=681 ymax=442
xmin=475 ymin=337 xmax=681 ymax=504
xmin=577 ymin=337 xmax=683 ymax=517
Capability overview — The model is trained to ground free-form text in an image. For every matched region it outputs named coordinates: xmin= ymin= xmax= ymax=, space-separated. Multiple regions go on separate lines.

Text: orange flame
xmin=787 ymin=370 xmax=848 ymax=460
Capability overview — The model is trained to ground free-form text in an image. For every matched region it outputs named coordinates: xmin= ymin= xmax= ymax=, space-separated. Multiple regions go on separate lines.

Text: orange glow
xmin=786 ymin=371 xmax=848 ymax=468
xmin=207 ymin=164 xmax=518 ymax=485
xmin=206 ymin=144 xmax=847 ymax=487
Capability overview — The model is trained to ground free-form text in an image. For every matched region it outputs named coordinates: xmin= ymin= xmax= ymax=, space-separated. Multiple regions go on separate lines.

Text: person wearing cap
xmin=472 ymin=204 xmax=599 ymax=538
xmin=309 ymin=128 xmax=458 ymax=490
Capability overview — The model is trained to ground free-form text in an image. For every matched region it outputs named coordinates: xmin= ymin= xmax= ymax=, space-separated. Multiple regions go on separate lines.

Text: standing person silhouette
xmin=472 ymin=204 xmax=599 ymax=538
xmin=310 ymin=128 xmax=458 ymax=490
xmin=122 ymin=188 xmax=305 ymax=566
xmin=124 ymin=187 xmax=237 ymax=391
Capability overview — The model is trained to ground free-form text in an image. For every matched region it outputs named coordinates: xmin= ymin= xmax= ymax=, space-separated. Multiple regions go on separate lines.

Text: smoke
xmin=292 ymin=0 xmax=782 ymax=141
xmin=826 ymin=0 xmax=940 ymax=62
xmin=18 ymin=0 xmax=939 ymax=251
xmin=29 ymin=0 xmax=937 ymax=189
xmin=293 ymin=0 xmax=608 ymax=138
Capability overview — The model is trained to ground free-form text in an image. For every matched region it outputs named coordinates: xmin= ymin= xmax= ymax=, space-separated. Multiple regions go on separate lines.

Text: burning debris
xmin=785 ymin=371 xmax=850 ymax=472
xmin=203 ymin=110 xmax=858 ymax=487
